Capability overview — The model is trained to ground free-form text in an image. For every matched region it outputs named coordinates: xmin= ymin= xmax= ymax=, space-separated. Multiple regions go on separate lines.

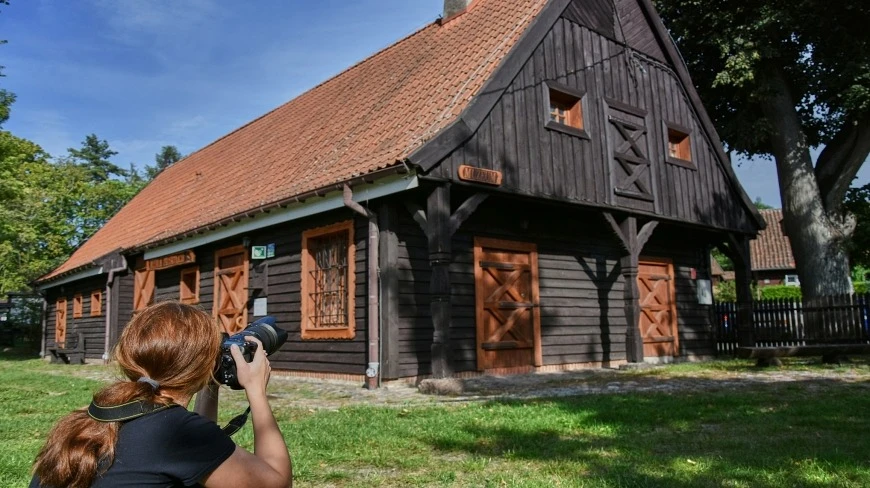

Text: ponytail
xmin=32 ymin=302 xmax=221 ymax=487
xmin=32 ymin=380 xmax=167 ymax=488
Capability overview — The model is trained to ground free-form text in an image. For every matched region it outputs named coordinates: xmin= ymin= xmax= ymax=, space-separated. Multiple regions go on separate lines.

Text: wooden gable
xmin=417 ymin=0 xmax=762 ymax=235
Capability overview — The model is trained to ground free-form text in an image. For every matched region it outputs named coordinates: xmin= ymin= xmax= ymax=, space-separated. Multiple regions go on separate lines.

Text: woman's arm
xmin=202 ymin=338 xmax=292 ymax=488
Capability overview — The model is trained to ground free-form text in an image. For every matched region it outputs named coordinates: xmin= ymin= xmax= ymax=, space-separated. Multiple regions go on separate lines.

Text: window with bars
xmin=301 ymin=221 xmax=356 ymax=339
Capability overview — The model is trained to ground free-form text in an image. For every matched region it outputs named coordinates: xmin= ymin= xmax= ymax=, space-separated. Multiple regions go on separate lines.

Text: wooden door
xmin=474 ymin=237 xmax=542 ymax=371
xmin=214 ymin=245 xmax=249 ymax=334
xmin=637 ymin=258 xmax=679 ymax=358
xmin=55 ymin=298 xmax=67 ymax=346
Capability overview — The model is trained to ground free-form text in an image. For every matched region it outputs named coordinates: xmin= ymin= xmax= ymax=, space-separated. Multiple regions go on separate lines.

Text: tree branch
xmin=815 ymin=115 xmax=870 ymax=214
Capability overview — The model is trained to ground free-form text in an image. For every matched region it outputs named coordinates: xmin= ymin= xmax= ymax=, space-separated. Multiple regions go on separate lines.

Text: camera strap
xmin=221 ymin=407 xmax=251 ymax=436
xmin=87 ymin=400 xmax=173 ymax=422
xmin=89 ymin=400 xmax=248 ymax=437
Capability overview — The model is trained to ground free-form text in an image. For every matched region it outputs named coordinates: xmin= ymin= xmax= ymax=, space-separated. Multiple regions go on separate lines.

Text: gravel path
xmin=59 ymin=361 xmax=870 ymax=411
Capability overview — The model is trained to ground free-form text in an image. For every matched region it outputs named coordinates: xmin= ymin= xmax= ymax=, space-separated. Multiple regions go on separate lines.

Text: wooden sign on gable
xmin=145 ymin=250 xmax=196 ymax=271
xmin=458 ymin=165 xmax=503 ymax=186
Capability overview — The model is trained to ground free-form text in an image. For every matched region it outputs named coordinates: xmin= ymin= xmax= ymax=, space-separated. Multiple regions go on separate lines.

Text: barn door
xmin=214 ymin=245 xmax=249 ymax=334
xmin=637 ymin=258 xmax=679 ymax=358
xmin=474 ymin=238 xmax=542 ymax=371
xmin=55 ymin=298 xmax=67 ymax=346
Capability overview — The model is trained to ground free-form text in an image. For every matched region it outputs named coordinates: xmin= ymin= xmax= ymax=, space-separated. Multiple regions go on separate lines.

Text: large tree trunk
xmin=760 ymin=66 xmax=853 ymax=297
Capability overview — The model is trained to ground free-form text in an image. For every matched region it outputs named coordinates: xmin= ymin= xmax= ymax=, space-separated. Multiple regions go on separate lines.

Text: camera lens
xmin=240 ymin=316 xmax=288 ymax=355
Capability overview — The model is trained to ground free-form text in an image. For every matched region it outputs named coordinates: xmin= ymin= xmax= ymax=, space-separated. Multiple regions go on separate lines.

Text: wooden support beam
xmin=378 ymin=203 xmax=400 ymax=380
xmin=603 ymin=212 xmax=658 ymax=363
xmin=428 ymin=185 xmax=452 ymax=378
xmin=448 ymin=193 xmax=488 ymax=237
xmin=410 ymin=186 xmax=490 ymax=378
xmin=404 ymin=201 xmax=428 ymax=232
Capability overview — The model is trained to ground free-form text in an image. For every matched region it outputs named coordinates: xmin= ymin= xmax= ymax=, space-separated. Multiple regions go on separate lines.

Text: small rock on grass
xmin=418 ymin=378 xmax=464 ymax=396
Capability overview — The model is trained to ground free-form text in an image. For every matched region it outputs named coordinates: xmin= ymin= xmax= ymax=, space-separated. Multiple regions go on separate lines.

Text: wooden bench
xmin=737 ymin=344 xmax=870 ymax=367
xmin=49 ymin=332 xmax=86 ymax=364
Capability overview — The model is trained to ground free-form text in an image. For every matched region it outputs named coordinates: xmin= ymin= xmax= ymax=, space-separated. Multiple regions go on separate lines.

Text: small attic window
xmin=665 ymin=123 xmax=693 ymax=168
xmin=544 ymin=81 xmax=588 ymax=139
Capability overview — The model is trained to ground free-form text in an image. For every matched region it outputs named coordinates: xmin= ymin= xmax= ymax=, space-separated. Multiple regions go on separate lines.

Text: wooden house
xmin=35 ymin=0 xmax=764 ymax=386
xmin=750 ymin=209 xmax=800 ymax=287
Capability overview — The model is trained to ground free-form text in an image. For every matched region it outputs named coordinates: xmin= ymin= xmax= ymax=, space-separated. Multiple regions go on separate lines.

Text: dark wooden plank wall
xmin=614 ymin=0 xmax=666 ymax=62
xmin=250 ymin=212 xmax=367 ymax=375
xmin=396 ymin=208 xmax=433 ymax=377
xmin=396 ymin=197 xmax=629 ymax=376
xmin=395 ymin=193 xmax=720 ymax=376
xmin=169 ymin=210 xmax=370 ymax=375
xmin=154 ymin=268 xmax=182 ymax=303
xmin=43 ymin=275 xmax=107 ymax=360
xmin=113 ymin=271 xmax=135 ymax=347
xmin=431 ymin=16 xmax=754 ymax=234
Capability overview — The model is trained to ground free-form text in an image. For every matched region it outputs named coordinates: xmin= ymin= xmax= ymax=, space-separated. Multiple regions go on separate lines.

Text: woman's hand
xmin=229 ymin=337 xmax=271 ymax=395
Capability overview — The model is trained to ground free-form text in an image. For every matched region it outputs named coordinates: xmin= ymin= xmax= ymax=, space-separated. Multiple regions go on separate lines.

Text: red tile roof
xmin=42 ymin=0 xmax=548 ymax=282
xmin=750 ymin=209 xmax=796 ymax=271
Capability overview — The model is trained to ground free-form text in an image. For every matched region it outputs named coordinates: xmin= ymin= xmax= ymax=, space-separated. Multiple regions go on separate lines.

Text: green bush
xmin=854 ymin=281 xmax=869 ymax=294
xmin=759 ymin=285 xmax=802 ymax=300
xmin=714 ymin=280 xmax=736 ymax=302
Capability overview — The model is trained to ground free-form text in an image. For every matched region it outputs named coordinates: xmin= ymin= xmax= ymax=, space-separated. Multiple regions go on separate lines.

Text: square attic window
xmin=665 ymin=123 xmax=693 ymax=167
xmin=544 ymin=81 xmax=588 ymax=139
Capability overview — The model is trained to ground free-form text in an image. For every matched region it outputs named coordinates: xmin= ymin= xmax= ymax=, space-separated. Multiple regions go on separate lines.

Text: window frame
xmin=784 ymin=274 xmax=800 ymax=287
xmin=543 ymin=81 xmax=589 ymax=139
xmin=663 ymin=121 xmax=695 ymax=169
xmin=300 ymin=220 xmax=356 ymax=340
xmin=90 ymin=290 xmax=102 ymax=317
xmin=73 ymin=294 xmax=83 ymax=318
xmin=180 ymin=266 xmax=200 ymax=305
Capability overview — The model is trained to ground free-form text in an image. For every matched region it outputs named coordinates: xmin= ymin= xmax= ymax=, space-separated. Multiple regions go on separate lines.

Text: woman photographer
xmin=30 ymin=301 xmax=292 ymax=488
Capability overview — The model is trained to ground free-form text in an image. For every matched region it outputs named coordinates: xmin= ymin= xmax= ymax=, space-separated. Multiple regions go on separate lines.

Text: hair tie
xmin=137 ymin=376 xmax=160 ymax=390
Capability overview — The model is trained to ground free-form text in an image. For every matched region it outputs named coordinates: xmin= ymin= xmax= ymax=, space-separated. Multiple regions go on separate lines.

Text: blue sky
xmin=2 ymin=0 xmax=865 ymax=208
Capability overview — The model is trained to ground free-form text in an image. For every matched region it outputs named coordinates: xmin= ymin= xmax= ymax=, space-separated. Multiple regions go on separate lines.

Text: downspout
xmin=103 ymin=256 xmax=128 ymax=363
xmin=39 ymin=296 xmax=47 ymax=359
xmin=343 ymin=185 xmax=380 ymax=389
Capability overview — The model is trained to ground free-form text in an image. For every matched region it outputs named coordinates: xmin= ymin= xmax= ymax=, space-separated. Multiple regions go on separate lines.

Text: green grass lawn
xmin=3 ymin=348 xmax=870 ymax=487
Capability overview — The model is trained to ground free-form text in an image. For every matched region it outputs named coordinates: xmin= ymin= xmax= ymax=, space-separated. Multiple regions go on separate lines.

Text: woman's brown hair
xmin=32 ymin=301 xmax=222 ymax=488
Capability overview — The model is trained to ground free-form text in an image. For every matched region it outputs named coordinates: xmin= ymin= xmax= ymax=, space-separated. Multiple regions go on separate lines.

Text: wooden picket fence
xmin=714 ymin=294 xmax=870 ymax=355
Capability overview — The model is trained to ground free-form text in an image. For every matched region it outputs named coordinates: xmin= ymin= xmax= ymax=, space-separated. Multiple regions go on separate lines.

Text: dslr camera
xmin=216 ymin=316 xmax=288 ymax=390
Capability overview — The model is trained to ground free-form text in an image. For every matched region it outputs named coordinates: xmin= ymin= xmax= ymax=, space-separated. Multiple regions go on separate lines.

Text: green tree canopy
xmin=66 ymin=134 xmax=128 ymax=182
xmin=0 ymin=132 xmax=68 ymax=294
xmin=657 ymin=0 xmax=870 ymax=297
xmin=145 ymin=145 xmax=182 ymax=180
xmin=0 ymin=131 xmax=146 ymax=294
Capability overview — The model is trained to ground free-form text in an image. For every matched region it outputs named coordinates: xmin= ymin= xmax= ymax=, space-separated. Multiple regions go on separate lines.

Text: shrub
xmin=759 ymin=285 xmax=802 ymax=300
xmin=854 ymin=281 xmax=869 ymax=294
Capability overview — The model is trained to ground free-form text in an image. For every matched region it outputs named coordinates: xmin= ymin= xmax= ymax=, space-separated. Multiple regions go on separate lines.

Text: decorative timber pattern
xmin=608 ymin=106 xmax=654 ymax=210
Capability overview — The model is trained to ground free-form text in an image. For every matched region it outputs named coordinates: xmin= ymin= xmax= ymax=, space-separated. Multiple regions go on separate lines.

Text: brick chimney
xmin=443 ymin=0 xmax=472 ymax=21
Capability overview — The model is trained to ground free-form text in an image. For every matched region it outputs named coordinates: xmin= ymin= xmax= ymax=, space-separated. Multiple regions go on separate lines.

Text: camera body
xmin=216 ymin=316 xmax=288 ymax=390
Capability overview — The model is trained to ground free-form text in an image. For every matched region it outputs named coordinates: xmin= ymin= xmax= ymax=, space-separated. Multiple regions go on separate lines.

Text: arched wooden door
xmin=214 ymin=245 xmax=249 ymax=334
xmin=474 ymin=237 xmax=542 ymax=371
xmin=637 ymin=257 xmax=679 ymax=358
